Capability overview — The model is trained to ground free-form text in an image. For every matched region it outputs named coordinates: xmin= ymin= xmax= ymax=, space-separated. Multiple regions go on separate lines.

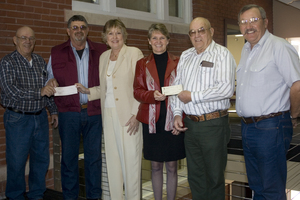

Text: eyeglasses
xmin=238 ymin=17 xmax=262 ymax=25
xmin=188 ymin=27 xmax=208 ymax=37
xmin=70 ymin=25 xmax=88 ymax=31
xmin=16 ymin=36 xmax=36 ymax=42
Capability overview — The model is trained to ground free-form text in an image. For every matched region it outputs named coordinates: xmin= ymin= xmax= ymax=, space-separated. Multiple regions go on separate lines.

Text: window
xmin=169 ymin=0 xmax=183 ymax=18
xmin=116 ymin=0 xmax=151 ymax=13
xmin=76 ymin=0 xmax=98 ymax=3
xmin=72 ymin=0 xmax=192 ymax=24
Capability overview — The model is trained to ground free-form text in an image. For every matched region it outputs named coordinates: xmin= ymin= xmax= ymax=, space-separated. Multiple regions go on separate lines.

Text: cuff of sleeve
xmin=50 ymin=111 xmax=58 ymax=115
xmin=173 ymin=109 xmax=182 ymax=117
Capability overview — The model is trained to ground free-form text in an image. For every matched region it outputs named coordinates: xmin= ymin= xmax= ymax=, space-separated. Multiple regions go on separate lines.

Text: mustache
xmin=75 ymin=32 xmax=84 ymax=36
xmin=75 ymin=32 xmax=85 ymax=41
xmin=244 ymin=28 xmax=256 ymax=35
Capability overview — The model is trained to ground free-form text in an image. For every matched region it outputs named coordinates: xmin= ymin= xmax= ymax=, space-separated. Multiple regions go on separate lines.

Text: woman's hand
xmin=154 ymin=90 xmax=166 ymax=101
xmin=75 ymin=83 xmax=90 ymax=94
xmin=125 ymin=115 xmax=140 ymax=135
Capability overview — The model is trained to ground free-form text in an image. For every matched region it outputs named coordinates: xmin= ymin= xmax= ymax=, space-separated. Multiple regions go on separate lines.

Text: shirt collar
xmin=14 ymin=50 xmax=33 ymax=67
xmin=191 ymin=40 xmax=216 ymax=55
xmin=70 ymin=41 xmax=89 ymax=51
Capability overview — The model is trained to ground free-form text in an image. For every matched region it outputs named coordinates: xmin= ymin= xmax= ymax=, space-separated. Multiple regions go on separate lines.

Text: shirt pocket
xmin=249 ymin=63 xmax=268 ymax=86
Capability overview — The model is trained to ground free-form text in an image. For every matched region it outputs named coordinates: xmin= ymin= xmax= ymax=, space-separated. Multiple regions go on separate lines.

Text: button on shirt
xmin=172 ymin=41 xmax=236 ymax=117
xmin=0 ymin=50 xmax=57 ymax=114
xmin=47 ymin=41 xmax=90 ymax=104
xmin=236 ymin=30 xmax=300 ymax=117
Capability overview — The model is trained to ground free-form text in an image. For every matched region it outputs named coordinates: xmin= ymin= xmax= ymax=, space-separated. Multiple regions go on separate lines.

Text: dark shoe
xmin=87 ymin=199 xmax=102 ymax=200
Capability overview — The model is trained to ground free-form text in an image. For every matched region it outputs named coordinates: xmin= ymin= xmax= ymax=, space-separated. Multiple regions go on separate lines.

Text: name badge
xmin=201 ymin=60 xmax=214 ymax=68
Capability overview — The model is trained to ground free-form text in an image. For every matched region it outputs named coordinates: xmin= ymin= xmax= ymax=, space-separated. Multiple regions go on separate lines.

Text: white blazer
xmin=89 ymin=44 xmax=144 ymax=125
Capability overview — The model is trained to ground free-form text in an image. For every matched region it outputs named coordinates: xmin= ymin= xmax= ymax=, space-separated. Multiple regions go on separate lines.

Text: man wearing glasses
xmin=0 ymin=26 xmax=58 ymax=200
xmin=46 ymin=15 xmax=106 ymax=200
xmin=236 ymin=4 xmax=300 ymax=200
xmin=172 ymin=17 xmax=236 ymax=199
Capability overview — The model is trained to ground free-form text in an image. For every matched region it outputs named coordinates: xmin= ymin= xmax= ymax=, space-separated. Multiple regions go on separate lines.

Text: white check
xmin=54 ymin=85 xmax=78 ymax=96
xmin=161 ymin=84 xmax=183 ymax=96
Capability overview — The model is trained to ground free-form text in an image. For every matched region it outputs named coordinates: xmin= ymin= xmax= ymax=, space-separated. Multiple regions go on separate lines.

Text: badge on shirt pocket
xmin=201 ymin=60 xmax=214 ymax=68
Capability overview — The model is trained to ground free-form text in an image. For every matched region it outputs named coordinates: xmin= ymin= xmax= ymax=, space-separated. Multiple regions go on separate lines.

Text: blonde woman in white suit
xmin=76 ymin=19 xmax=143 ymax=200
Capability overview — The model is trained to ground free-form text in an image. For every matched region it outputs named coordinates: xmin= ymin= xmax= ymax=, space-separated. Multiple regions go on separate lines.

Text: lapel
xmin=164 ymin=52 xmax=177 ymax=80
xmin=112 ymin=44 xmax=126 ymax=74
xmin=145 ymin=53 xmax=161 ymax=89
xmin=101 ymin=49 xmax=111 ymax=78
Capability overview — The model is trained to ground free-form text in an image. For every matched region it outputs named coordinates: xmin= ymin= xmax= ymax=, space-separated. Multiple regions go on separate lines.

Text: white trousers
xmin=103 ymin=107 xmax=143 ymax=200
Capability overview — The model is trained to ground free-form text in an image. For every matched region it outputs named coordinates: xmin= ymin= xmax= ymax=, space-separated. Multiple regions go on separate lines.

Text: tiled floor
xmin=47 ymin=116 xmax=300 ymax=200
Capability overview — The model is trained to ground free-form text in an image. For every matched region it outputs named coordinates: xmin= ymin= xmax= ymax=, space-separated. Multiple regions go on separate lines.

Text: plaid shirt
xmin=0 ymin=50 xmax=57 ymax=114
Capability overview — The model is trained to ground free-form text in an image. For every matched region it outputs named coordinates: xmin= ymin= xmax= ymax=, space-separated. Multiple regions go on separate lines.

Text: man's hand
xmin=41 ymin=86 xmax=56 ymax=97
xmin=290 ymin=80 xmax=300 ymax=128
xmin=46 ymin=78 xmax=59 ymax=87
xmin=75 ymin=83 xmax=90 ymax=94
xmin=174 ymin=115 xmax=188 ymax=132
xmin=51 ymin=114 xmax=58 ymax=128
xmin=178 ymin=90 xmax=192 ymax=104
xmin=171 ymin=127 xmax=180 ymax=135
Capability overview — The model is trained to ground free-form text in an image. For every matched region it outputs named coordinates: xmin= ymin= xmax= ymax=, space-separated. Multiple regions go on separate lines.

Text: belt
xmin=187 ymin=110 xmax=228 ymax=122
xmin=81 ymin=104 xmax=88 ymax=109
xmin=7 ymin=107 xmax=42 ymax=115
xmin=242 ymin=111 xmax=289 ymax=124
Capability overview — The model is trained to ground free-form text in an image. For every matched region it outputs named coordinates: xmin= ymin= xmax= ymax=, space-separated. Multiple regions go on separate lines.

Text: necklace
xmin=112 ymin=52 xmax=118 ymax=58
xmin=106 ymin=60 xmax=116 ymax=77
xmin=110 ymin=49 xmax=120 ymax=60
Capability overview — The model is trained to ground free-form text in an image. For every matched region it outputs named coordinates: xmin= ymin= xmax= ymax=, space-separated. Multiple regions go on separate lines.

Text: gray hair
xmin=67 ymin=15 xmax=88 ymax=28
xmin=238 ymin=4 xmax=267 ymax=22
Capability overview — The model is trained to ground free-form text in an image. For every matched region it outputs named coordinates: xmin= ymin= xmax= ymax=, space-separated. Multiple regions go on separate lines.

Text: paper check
xmin=54 ymin=85 xmax=78 ymax=96
xmin=161 ymin=84 xmax=183 ymax=96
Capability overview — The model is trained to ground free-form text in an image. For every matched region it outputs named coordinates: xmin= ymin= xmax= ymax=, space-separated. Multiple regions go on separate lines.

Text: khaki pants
xmin=103 ymin=107 xmax=143 ymax=200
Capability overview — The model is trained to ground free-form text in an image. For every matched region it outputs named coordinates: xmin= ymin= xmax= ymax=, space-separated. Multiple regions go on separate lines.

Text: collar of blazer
xmin=104 ymin=44 xmax=127 ymax=76
xmin=145 ymin=52 xmax=178 ymax=85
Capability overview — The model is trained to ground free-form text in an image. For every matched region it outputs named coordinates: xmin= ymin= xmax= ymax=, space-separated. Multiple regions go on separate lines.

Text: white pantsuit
xmin=103 ymin=107 xmax=142 ymax=199
xmin=89 ymin=44 xmax=144 ymax=200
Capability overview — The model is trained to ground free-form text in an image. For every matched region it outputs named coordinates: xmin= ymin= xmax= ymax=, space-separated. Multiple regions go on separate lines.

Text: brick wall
xmin=0 ymin=0 xmax=273 ymax=198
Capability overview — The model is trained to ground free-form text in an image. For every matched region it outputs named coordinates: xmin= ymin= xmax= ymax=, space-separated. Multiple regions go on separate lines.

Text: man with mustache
xmin=46 ymin=15 xmax=106 ymax=200
xmin=236 ymin=4 xmax=300 ymax=200
xmin=172 ymin=17 xmax=236 ymax=199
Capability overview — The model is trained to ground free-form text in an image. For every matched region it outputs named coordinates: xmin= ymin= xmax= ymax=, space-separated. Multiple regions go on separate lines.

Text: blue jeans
xmin=58 ymin=110 xmax=102 ymax=200
xmin=5 ymin=109 xmax=49 ymax=200
xmin=242 ymin=112 xmax=292 ymax=200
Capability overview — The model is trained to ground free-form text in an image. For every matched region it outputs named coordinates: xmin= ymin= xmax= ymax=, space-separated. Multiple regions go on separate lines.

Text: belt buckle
xmin=81 ymin=104 xmax=88 ymax=109
xmin=189 ymin=115 xmax=199 ymax=122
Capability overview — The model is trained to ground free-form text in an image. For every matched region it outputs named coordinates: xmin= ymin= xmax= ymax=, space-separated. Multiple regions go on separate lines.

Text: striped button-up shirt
xmin=0 ymin=50 xmax=57 ymax=114
xmin=172 ymin=40 xmax=236 ymax=117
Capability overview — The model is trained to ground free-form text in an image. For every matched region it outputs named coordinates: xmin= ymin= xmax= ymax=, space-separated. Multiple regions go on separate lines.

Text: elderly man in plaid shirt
xmin=0 ymin=26 xmax=58 ymax=200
